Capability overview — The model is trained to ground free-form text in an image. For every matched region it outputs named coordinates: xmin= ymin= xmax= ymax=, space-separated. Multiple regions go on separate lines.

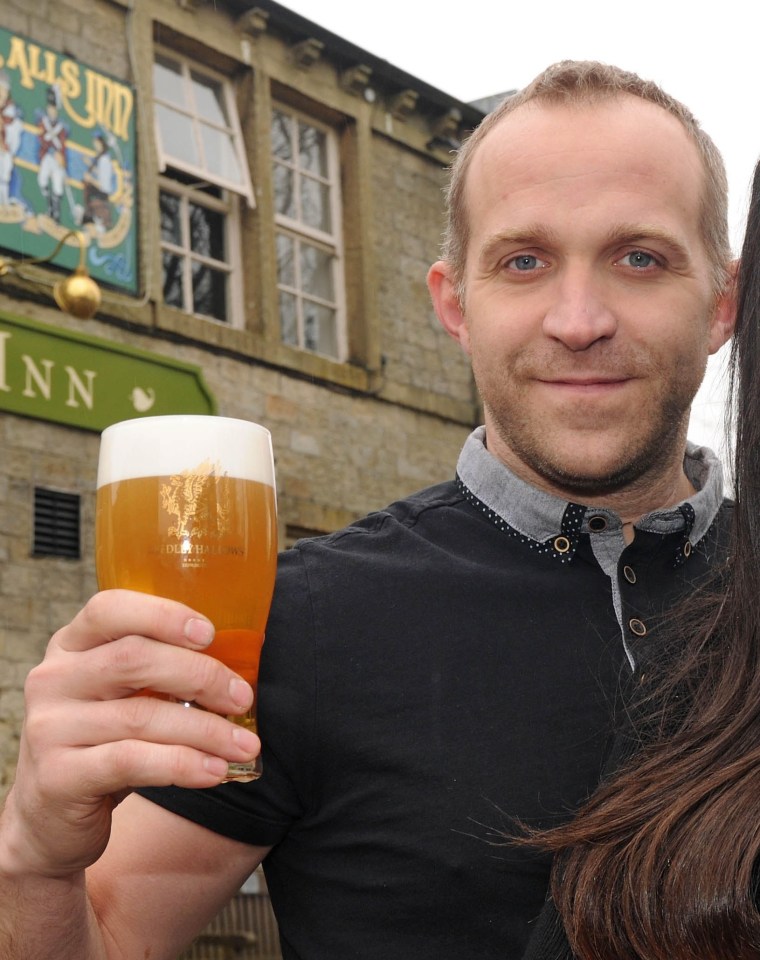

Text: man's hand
xmin=0 ymin=590 xmax=259 ymax=881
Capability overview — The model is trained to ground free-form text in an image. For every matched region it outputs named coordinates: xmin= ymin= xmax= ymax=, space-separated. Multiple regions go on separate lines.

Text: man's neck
xmin=577 ymin=456 xmax=698 ymax=517
xmin=487 ymin=437 xmax=697 ymax=531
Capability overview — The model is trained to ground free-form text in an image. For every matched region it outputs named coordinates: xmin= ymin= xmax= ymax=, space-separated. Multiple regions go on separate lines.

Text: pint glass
xmin=95 ymin=415 xmax=278 ymax=782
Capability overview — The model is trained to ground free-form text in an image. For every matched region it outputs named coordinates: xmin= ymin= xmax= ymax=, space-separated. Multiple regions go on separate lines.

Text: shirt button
xmin=553 ymin=536 xmax=571 ymax=553
xmin=623 ymin=565 xmax=636 ymax=584
xmin=588 ymin=515 xmax=607 ymax=532
xmin=683 ymin=540 xmax=692 ymax=558
xmin=629 ymin=618 xmax=647 ymax=637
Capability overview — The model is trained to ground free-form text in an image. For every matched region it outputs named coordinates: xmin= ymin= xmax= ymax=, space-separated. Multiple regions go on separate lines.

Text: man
xmin=36 ymin=84 xmax=68 ymax=223
xmin=0 ymin=69 xmax=22 ymax=209
xmin=82 ymin=130 xmax=115 ymax=231
xmin=0 ymin=61 xmax=736 ymax=960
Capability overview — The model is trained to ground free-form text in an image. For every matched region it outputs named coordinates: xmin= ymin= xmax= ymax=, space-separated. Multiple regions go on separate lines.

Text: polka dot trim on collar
xmin=673 ymin=502 xmax=701 ymax=568
xmin=456 ymin=477 xmax=585 ymax=563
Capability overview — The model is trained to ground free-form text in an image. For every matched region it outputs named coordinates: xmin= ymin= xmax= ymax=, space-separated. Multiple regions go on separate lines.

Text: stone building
xmin=0 ymin=0 xmax=486 ymax=954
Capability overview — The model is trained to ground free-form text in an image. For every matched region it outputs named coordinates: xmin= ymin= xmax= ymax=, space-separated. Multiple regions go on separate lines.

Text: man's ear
xmin=427 ymin=260 xmax=471 ymax=355
xmin=709 ymin=259 xmax=738 ymax=355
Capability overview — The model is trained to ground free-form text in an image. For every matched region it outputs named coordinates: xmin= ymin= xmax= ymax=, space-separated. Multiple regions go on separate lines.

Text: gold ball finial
xmin=54 ymin=267 xmax=102 ymax=319
xmin=0 ymin=230 xmax=103 ymax=319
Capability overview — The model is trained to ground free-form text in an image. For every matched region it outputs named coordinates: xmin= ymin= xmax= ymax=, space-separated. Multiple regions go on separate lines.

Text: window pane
xmin=298 ymin=122 xmax=327 ymax=177
xmin=155 ymin=103 xmax=198 ymax=167
xmin=200 ymin=124 xmax=242 ymax=185
xmin=300 ymin=243 xmax=334 ymax=300
xmin=190 ymin=71 xmax=228 ymax=127
xmin=189 ymin=203 xmax=225 ymax=261
xmin=162 ymin=251 xmax=184 ymax=309
xmin=303 ymin=302 xmax=338 ymax=357
xmin=159 ymin=191 xmax=182 ymax=245
xmin=271 ymin=110 xmax=292 ymax=161
xmin=301 ymin=176 xmax=331 ymax=233
xmin=154 ymin=55 xmax=185 ymax=107
xmin=273 ymin=163 xmax=295 ymax=219
xmin=279 ymin=291 xmax=298 ymax=345
xmin=192 ymin=260 xmax=227 ymax=321
xmin=276 ymin=233 xmax=295 ymax=287
xmin=271 ymin=105 xmax=343 ymax=357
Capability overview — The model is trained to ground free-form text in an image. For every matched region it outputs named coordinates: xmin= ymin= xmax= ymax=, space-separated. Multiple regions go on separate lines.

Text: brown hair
xmin=520 ymin=162 xmax=760 ymax=960
xmin=444 ymin=60 xmax=731 ymax=297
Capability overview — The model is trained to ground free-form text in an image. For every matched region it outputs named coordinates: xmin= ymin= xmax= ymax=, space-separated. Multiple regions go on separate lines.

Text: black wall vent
xmin=33 ymin=488 xmax=81 ymax=559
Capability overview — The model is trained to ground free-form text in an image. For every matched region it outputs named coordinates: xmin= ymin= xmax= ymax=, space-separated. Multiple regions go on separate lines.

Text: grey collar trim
xmin=456 ymin=426 xmax=724 ymax=548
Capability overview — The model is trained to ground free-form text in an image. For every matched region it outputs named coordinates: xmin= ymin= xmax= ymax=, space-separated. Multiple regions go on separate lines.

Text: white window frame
xmin=153 ymin=46 xmax=255 ymax=207
xmin=272 ymin=103 xmax=347 ymax=361
xmin=154 ymin=46 xmax=249 ymax=326
xmin=158 ymin=173 xmax=244 ymax=326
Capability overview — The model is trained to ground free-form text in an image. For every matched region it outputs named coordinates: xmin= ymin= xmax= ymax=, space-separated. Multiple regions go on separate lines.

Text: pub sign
xmin=0 ymin=310 xmax=216 ymax=432
xmin=0 ymin=28 xmax=137 ymax=294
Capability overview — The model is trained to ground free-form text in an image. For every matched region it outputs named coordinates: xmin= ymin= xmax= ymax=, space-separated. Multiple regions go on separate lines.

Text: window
xmin=271 ymin=106 xmax=345 ymax=360
xmin=153 ymin=49 xmax=252 ymax=325
xmin=153 ymin=50 xmax=253 ymax=203
xmin=159 ymin=171 xmax=237 ymax=323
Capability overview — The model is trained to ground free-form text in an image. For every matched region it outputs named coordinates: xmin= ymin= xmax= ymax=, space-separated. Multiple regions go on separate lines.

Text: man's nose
xmin=542 ymin=270 xmax=617 ymax=350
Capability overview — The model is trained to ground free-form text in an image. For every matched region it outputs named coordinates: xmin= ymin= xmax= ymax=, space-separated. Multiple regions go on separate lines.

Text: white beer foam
xmin=98 ymin=416 xmax=275 ymax=488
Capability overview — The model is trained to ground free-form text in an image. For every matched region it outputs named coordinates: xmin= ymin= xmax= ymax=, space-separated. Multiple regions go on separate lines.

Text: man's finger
xmin=51 ymin=590 xmax=214 ymax=654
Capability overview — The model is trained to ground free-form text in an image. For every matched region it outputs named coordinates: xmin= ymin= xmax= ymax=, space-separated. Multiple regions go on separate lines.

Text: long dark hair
xmin=529 ymin=161 xmax=760 ymax=960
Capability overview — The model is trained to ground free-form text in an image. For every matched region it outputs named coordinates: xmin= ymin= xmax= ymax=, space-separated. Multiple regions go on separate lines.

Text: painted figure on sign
xmin=82 ymin=129 xmax=115 ymax=231
xmin=36 ymin=84 xmax=68 ymax=222
xmin=0 ymin=69 xmax=23 ymax=208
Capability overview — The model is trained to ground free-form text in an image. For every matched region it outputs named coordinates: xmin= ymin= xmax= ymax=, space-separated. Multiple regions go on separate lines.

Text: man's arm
xmin=0 ymin=845 xmax=106 ymax=960
xmin=0 ymin=590 xmax=268 ymax=960
xmin=90 ymin=795 xmax=271 ymax=960
xmin=1 ymin=792 xmax=271 ymax=960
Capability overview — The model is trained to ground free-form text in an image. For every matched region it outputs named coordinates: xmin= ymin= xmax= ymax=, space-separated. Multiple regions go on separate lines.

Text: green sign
xmin=0 ymin=310 xmax=216 ymax=431
xmin=0 ymin=28 xmax=138 ymax=293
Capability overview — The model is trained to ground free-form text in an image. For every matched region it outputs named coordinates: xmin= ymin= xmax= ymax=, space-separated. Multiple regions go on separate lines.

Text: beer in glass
xmin=96 ymin=415 xmax=277 ymax=782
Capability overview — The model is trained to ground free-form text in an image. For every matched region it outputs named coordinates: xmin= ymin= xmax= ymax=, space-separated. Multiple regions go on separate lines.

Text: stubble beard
xmin=488 ymin=399 xmax=690 ymax=499
xmin=478 ymin=355 xmax=703 ymax=501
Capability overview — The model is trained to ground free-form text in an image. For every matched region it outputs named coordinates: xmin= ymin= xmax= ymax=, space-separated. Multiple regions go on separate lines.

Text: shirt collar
xmin=456 ymin=425 xmax=725 ymax=550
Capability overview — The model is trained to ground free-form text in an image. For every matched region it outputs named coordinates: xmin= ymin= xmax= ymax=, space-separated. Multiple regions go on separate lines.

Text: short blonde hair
xmin=444 ymin=61 xmax=730 ymax=297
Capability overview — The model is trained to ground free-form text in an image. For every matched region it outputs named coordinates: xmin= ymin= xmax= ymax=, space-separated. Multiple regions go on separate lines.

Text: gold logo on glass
xmin=160 ymin=460 xmax=230 ymax=540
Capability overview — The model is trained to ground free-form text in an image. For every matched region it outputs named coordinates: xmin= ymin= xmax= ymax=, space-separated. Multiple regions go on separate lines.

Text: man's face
xmin=429 ymin=96 xmax=734 ymax=501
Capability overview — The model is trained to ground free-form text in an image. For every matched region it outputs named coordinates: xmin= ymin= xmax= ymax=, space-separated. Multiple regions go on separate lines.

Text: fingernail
xmin=203 ymin=756 xmax=228 ymax=778
xmin=184 ymin=618 xmax=214 ymax=647
xmin=229 ymin=677 xmax=253 ymax=708
xmin=232 ymin=726 xmax=259 ymax=754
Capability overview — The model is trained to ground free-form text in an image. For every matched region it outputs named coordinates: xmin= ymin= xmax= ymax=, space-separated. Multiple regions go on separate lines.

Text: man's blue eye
xmin=624 ymin=251 xmax=656 ymax=268
xmin=511 ymin=255 xmax=539 ymax=271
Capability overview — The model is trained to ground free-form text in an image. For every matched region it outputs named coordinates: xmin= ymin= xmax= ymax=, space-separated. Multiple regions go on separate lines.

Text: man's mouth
xmin=536 ymin=376 xmax=633 ymax=394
